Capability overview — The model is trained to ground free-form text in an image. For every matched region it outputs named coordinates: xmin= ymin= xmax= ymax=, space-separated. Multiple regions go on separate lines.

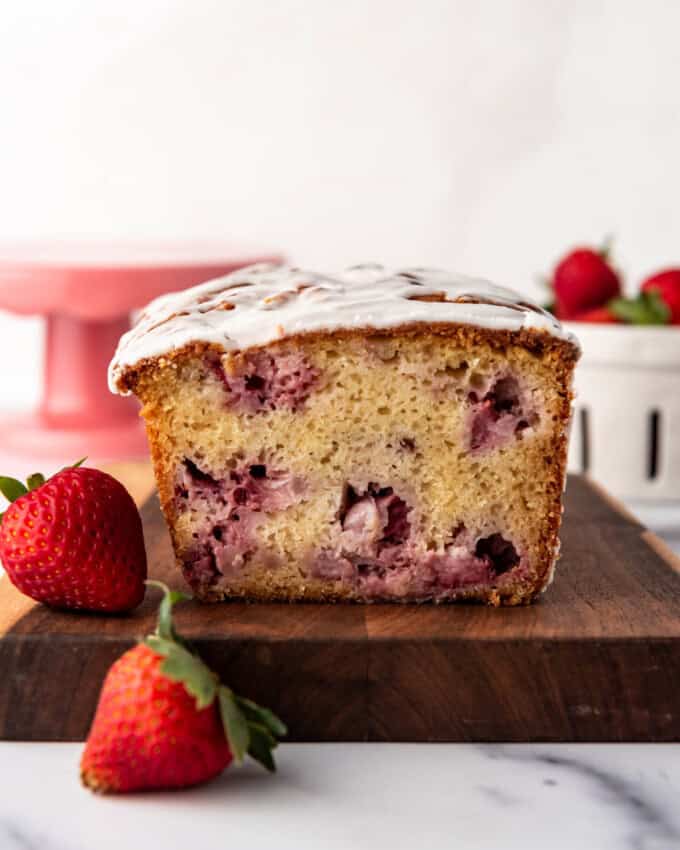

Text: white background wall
xmin=1 ymin=0 xmax=679 ymax=411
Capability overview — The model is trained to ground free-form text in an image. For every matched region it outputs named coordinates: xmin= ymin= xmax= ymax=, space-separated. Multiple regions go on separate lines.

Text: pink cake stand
xmin=0 ymin=243 xmax=283 ymax=462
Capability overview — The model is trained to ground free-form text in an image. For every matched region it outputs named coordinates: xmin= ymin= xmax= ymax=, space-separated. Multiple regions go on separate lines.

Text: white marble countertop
xmin=2 ymin=742 xmax=680 ymax=850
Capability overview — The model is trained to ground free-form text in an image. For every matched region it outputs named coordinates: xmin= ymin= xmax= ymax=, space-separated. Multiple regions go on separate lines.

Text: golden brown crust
xmin=118 ymin=321 xmax=579 ymax=395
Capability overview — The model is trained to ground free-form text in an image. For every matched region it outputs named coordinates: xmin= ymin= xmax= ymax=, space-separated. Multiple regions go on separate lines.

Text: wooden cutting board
xmin=1 ymin=474 xmax=680 ymax=743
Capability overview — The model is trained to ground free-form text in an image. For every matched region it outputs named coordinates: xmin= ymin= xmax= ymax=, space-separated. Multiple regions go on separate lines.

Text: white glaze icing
xmin=109 ymin=263 xmax=578 ymax=393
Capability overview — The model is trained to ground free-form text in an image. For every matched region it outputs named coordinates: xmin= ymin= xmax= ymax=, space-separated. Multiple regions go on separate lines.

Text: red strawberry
xmin=0 ymin=462 xmax=146 ymax=612
xmin=641 ymin=269 xmax=680 ymax=324
xmin=571 ymin=305 xmax=621 ymax=324
xmin=552 ymin=245 xmax=621 ymax=318
xmin=81 ymin=644 xmax=231 ymax=793
xmin=81 ymin=582 xmax=286 ymax=793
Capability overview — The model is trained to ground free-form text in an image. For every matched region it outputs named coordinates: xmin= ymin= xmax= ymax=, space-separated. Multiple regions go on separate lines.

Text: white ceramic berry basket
xmin=565 ymin=323 xmax=680 ymax=506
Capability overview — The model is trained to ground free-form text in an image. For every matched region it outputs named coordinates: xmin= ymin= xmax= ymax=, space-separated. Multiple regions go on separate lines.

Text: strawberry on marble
xmin=81 ymin=581 xmax=287 ymax=793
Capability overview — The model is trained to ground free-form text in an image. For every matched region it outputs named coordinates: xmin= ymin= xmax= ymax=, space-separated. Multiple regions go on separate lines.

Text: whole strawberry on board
xmin=81 ymin=581 xmax=287 ymax=793
xmin=0 ymin=461 xmax=146 ymax=612
xmin=550 ymin=240 xmax=622 ymax=319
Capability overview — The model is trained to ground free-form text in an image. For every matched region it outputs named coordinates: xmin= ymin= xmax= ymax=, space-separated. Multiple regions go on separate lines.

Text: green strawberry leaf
xmin=160 ymin=647 xmax=218 ymax=710
xmin=219 ymin=686 xmax=251 ymax=766
xmin=235 ymin=695 xmax=288 ymax=739
xmin=247 ymin=722 xmax=278 ymax=773
xmin=144 ymin=635 xmax=176 ymax=656
xmin=643 ymin=290 xmax=671 ymax=323
xmin=609 ymin=291 xmax=670 ymax=325
xmin=26 ymin=473 xmax=45 ymax=491
xmin=542 ymin=301 xmax=556 ymax=314
xmin=58 ymin=457 xmax=88 ymax=475
xmin=0 ymin=477 xmax=28 ymax=503
xmin=146 ymin=636 xmax=218 ymax=710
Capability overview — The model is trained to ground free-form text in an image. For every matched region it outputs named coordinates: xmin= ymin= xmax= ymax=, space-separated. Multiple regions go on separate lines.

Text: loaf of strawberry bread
xmin=109 ymin=264 xmax=579 ymax=605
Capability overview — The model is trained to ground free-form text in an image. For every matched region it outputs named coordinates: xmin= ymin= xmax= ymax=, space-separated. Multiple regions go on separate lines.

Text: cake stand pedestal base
xmin=0 ymin=313 xmax=149 ymax=468
xmin=0 ymin=242 xmax=283 ymax=471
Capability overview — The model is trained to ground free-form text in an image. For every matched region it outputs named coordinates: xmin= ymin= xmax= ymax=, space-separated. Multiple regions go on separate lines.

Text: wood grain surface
xmin=2 ymin=473 xmax=680 ymax=742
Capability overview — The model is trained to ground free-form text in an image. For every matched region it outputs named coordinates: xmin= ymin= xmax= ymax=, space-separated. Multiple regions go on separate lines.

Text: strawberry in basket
xmin=640 ymin=269 xmax=680 ymax=324
xmin=550 ymin=242 xmax=621 ymax=320
xmin=545 ymin=241 xmax=679 ymax=325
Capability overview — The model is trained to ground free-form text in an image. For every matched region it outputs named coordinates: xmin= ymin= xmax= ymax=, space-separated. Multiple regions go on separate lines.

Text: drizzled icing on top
xmin=109 ymin=263 xmax=578 ymax=393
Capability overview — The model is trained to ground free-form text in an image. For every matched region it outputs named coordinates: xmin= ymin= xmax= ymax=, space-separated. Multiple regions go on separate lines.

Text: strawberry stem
xmin=144 ymin=582 xmax=287 ymax=772
xmin=599 ymin=234 xmax=614 ymax=261
xmin=145 ymin=579 xmax=189 ymax=644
